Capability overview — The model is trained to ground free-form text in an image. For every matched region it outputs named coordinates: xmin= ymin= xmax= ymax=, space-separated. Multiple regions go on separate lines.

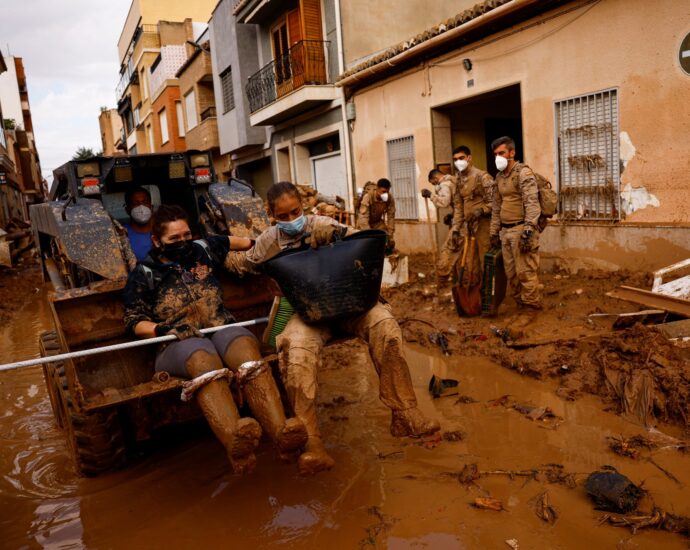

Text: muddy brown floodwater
xmin=1 ymin=287 xmax=690 ymax=549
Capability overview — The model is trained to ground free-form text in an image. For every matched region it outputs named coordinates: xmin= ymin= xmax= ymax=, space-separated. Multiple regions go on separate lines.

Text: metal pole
xmin=0 ymin=317 xmax=270 ymax=374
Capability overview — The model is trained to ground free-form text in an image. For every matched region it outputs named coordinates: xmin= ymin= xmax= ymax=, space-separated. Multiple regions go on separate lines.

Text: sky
xmin=0 ymin=0 xmax=131 ymax=181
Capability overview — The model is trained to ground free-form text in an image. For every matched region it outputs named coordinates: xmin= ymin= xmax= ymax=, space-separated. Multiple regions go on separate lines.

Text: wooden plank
xmin=607 ymin=285 xmax=690 ymax=318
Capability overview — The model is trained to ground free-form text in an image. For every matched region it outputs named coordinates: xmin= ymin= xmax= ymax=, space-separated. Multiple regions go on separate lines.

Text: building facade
xmin=338 ymin=0 xmax=690 ymax=270
xmin=98 ymin=108 xmax=125 ymax=156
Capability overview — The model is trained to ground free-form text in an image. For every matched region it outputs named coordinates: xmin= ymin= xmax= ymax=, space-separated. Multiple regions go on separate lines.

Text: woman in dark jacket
xmin=124 ymin=204 xmax=306 ymax=474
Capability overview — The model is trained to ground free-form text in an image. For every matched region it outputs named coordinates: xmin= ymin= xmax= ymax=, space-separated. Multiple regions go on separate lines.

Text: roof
xmin=338 ymin=0 xmax=514 ymax=83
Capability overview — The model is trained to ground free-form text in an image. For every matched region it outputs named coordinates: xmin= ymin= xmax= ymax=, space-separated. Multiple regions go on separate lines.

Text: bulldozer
xmin=30 ymin=151 xmax=275 ymax=475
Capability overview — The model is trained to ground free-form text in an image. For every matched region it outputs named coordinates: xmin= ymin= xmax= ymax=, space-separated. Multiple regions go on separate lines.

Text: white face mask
xmin=454 ymin=159 xmax=468 ymax=173
xmin=380 ymin=193 xmax=389 ymax=203
xmin=495 ymin=155 xmax=509 ymax=172
xmin=131 ymin=204 xmax=152 ymax=225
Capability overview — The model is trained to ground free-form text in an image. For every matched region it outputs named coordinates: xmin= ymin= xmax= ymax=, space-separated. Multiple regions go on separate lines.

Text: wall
xmin=0 ymin=57 xmax=22 ymax=127
xmin=349 ymin=0 xmax=690 ymax=257
xmin=151 ymin=86 xmax=184 ymax=152
xmin=340 ymin=0 xmax=477 ymax=68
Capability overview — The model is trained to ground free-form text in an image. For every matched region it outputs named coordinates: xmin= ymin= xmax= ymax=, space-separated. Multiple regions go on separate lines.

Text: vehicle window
xmin=101 ymin=185 xmax=162 ymax=223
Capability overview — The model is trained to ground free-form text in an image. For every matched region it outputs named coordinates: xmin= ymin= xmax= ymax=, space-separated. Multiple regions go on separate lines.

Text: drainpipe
xmin=334 ymin=0 xmax=356 ymax=211
xmin=336 ymin=0 xmax=541 ymax=89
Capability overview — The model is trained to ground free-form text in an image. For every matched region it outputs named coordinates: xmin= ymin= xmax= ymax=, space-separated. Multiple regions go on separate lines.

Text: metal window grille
xmin=555 ymin=88 xmax=620 ymax=221
xmin=387 ymin=136 xmax=418 ymax=220
xmin=221 ymin=68 xmax=235 ymax=114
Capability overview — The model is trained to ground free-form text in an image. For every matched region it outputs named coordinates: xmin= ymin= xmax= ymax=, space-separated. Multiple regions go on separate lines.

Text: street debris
xmin=584 ymin=469 xmax=643 ymax=514
xmin=471 ymin=496 xmax=504 ymax=512
xmin=441 ymin=430 xmax=465 ymax=442
xmin=528 ymin=491 xmax=558 ymax=525
xmin=428 ymin=375 xmax=459 ymax=398
xmin=504 ymin=539 xmax=519 ymax=549
xmin=454 ymin=394 xmax=478 ymax=404
xmin=451 ymin=463 xmax=578 ymax=489
xmin=599 ymin=508 xmax=690 ymax=539
xmin=487 ymin=395 xmax=563 ymax=428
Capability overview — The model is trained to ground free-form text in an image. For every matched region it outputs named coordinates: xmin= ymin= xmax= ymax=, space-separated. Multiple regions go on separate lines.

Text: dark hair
xmin=376 ymin=178 xmax=391 ymax=190
xmin=266 ymin=181 xmax=301 ymax=212
xmin=452 ymin=145 xmax=471 ymax=156
xmin=428 ymin=169 xmax=443 ymax=181
xmin=124 ymin=186 xmax=151 ymax=207
xmin=151 ymin=204 xmax=188 ymax=238
xmin=491 ymin=136 xmax=516 ymax=152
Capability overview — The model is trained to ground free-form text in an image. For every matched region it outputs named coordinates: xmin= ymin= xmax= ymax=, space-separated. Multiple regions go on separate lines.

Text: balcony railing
xmin=246 ymin=40 xmax=330 ymax=113
xmin=200 ymin=106 xmax=217 ymax=121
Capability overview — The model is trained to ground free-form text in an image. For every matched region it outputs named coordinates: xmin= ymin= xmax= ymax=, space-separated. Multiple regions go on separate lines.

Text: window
xmin=175 ymin=101 xmax=185 ymax=137
xmin=220 ymin=68 xmax=235 ymax=114
xmin=159 ymin=107 xmax=169 ymax=144
xmin=185 ymin=90 xmax=197 ymax=131
xmin=555 ymin=88 xmax=620 ymax=221
xmin=272 ymin=20 xmax=291 ymax=83
xmin=387 ymin=136 xmax=418 ymax=220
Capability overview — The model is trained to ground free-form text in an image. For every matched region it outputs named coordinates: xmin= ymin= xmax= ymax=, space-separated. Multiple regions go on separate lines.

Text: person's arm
xmin=386 ymin=195 xmax=396 ymax=237
xmin=228 ymin=236 xmax=253 ymax=251
xmin=479 ymin=172 xmax=496 ymax=216
xmin=134 ymin=321 xmax=158 ymax=338
xmin=490 ymin=180 xmax=503 ymax=236
xmin=357 ymin=193 xmax=371 ymax=229
xmin=452 ymin=185 xmax=465 ymax=234
xmin=432 ymin=183 xmax=452 ymax=209
xmin=519 ymin=167 xmax=541 ymax=229
xmin=123 ymin=268 xmax=157 ymax=338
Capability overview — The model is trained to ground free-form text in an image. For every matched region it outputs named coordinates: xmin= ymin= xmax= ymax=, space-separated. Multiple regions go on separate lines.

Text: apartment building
xmin=98 ymin=108 xmax=125 ymax=156
xmin=337 ymin=0 xmax=690 ymax=270
xmin=115 ymin=0 xmax=216 ymax=154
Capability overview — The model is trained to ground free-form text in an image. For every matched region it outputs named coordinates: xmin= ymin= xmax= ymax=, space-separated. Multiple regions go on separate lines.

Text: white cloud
xmin=0 ymin=0 xmax=132 ymax=180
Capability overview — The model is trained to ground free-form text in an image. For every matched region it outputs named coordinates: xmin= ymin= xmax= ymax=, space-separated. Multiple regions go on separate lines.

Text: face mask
xmin=131 ymin=204 xmax=152 ymax=225
xmin=161 ymin=239 xmax=194 ymax=264
xmin=380 ymin=193 xmax=389 ymax=203
xmin=495 ymin=155 xmax=509 ymax=172
xmin=277 ymin=214 xmax=306 ymax=236
xmin=454 ymin=159 xmax=468 ymax=173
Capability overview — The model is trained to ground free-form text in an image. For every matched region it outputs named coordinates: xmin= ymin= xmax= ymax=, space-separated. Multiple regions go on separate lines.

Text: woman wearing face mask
xmin=224 ymin=182 xmax=440 ymax=476
xmin=356 ymin=178 xmax=396 ymax=252
xmin=123 ymin=204 xmax=308 ymax=474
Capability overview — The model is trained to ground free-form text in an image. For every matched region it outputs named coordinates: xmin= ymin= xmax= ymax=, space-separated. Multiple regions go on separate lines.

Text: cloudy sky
xmin=1 ymin=0 xmax=131 ymax=181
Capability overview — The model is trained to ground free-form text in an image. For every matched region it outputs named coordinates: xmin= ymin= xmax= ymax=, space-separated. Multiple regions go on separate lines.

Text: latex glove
xmin=306 ymin=224 xmax=340 ymax=249
xmin=156 ymin=323 xmax=203 ymax=340
xmin=518 ymin=229 xmax=534 ymax=253
xmin=490 ymin=234 xmax=502 ymax=249
xmin=421 ymin=188 xmax=432 ymax=199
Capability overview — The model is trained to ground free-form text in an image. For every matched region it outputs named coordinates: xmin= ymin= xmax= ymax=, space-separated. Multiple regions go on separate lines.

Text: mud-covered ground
xmin=0 ymin=262 xmax=42 ymax=323
xmin=384 ymin=255 xmax=690 ymax=434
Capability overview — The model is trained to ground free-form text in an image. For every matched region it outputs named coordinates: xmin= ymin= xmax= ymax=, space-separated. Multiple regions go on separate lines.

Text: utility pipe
xmin=0 ymin=317 xmax=270 ymax=373
xmin=336 ymin=0 xmax=541 ymax=89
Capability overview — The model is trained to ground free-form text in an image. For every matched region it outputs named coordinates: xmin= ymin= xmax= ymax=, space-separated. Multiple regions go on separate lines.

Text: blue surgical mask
xmin=277 ymin=214 xmax=306 ymax=236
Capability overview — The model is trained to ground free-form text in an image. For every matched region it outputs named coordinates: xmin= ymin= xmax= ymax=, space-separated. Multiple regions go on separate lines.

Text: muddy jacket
xmin=490 ymin=162 xmax=541 ymax=235
xmin=357 ymin=191 xmax=395 ymax=237
xmin=451 ymin=166 xmax=494 ymax=232
xmin=225 ymin=215 xmax=353 ymax=276
xmin=123 ymin=236 xmax=234 ymax=333
xmin=430 ymin=175 xmax=456 ymax=209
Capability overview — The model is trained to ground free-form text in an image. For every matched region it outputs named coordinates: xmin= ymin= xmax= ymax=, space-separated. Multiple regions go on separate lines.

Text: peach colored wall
xmin=152 ymin=86 xmax=185 ymax=152
xmin=350 ymin=0 xmax=690 ymax=249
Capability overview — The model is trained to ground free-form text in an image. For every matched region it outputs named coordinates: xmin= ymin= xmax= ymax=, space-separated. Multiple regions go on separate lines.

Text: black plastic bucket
xmin=263 ymin=229 xmax=387 ymax=323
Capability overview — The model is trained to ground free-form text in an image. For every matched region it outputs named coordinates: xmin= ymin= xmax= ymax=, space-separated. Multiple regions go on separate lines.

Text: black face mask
xmin=161 ymin=239 xmax=194 ymax=264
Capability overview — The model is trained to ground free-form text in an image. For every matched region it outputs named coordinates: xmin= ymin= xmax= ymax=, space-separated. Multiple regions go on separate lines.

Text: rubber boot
xmin=390 ymin=407 xmax=441 ymax=438
xmin=185 ymin=350 xmax=261 ymax=474
xmin=223 ymin=337 xmax=307 ymax=462
xmin=298 ymin=436 xmax=335 ymax=476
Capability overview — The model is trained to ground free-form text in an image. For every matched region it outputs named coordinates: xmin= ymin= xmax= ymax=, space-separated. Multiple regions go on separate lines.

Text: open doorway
xmin=432 ymin=84 xmax=523 ymax=177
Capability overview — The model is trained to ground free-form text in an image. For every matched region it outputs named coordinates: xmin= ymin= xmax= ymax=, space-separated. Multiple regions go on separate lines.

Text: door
xmin=272 ymin=19 xmax=292 ymax=97
xmin=312 ymin=153 xmax=347 ymax=203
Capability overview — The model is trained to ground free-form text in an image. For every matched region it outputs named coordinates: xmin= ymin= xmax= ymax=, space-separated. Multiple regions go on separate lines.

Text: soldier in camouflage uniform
xmin=423 ymin=169 xmax=457 ymax=279
xmin=357 ymin=178 xmax=396 ymax=250
xmin=449 ymin=146 xmax=495 ymax=280
xmin=489 ymin=136 xmax=543 ymax=309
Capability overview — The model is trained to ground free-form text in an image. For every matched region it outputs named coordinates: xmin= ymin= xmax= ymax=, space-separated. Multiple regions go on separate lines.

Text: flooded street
xmin=1 ymin=289 xmax=690 ymax=549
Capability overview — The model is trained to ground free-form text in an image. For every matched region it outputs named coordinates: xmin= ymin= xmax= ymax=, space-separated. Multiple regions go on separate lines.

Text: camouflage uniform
xmin=447 ymin=166 xmax=494 ymax=279
xmin=357 ymin=190 xmax=395 ymax=240
xmin=489 ymin=162 xmax=542 ymax=307
xmin=225 ymin=215 xmax=423 ymax=443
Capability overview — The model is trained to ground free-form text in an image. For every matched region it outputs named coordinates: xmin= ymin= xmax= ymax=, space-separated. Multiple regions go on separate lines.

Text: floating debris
xmin=584 ymin=469 xmax=643 ymax=514
xmin=471 ymin=496 xmax=504 ymax=512
xmin=529 ymin=491 xmax=558 ymax=525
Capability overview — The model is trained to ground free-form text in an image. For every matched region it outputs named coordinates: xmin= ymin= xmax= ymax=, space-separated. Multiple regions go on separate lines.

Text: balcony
xmin=186 ymin=107 xmax=219 ymax=151
xmin=246 ymin=40 xmax=336 ymax=126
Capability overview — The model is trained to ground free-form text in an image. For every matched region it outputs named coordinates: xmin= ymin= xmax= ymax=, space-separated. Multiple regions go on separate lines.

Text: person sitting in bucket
xmin=123 ymin=205 xmax=308 ymax=474
xmin=225 ymin=181 xmax=440 ymax=476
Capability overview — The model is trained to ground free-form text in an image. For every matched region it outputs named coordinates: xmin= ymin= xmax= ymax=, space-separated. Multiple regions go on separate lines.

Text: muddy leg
xmin=184 ymin=350 xmax=261 ymax=474
xmin=500 ymin=227 xmax=521 ymax=304
xmin=214 ymin=328 xmax=307 ymax=462
xmin=277 ymin=316 xmax=335 ymax=475
xmin=343 ymin=303 xmax=440 ymax=438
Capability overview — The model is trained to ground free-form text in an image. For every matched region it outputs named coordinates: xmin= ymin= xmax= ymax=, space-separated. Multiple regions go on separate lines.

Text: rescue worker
xmin=450 ymin=146 xmax=495 ymax=279
xmin=423 ymin=169 xmax=458 ymax=280
xmin=123 ymin=205 xmax=308 ymax=474
xmin=357 ymin=178 xmax=395 ymax=252
xmin=488 ymin=136 xmax=543 ymax=309
xmin=225 ymin=182 xmax=440 ymax=476
xmin=124 ymin=186 xmax=153 ymax=261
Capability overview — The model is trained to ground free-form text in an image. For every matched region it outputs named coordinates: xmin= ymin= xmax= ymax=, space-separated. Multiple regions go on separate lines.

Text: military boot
xmin=298 ymin=436 xmax=335 ymax=476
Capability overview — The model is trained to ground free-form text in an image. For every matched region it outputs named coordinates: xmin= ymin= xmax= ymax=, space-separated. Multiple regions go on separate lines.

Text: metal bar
xmin=607 ymin=286 xmax=690 ymax=318
xmin=0 ymin=317 xmax=270 ymax=373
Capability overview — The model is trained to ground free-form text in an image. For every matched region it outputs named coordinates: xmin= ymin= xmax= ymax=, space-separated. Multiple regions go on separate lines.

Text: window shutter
xmin=287 ymin=9 xmax=302 ymax=46
xmin=300 ymin=0 xmax=323 ymax=41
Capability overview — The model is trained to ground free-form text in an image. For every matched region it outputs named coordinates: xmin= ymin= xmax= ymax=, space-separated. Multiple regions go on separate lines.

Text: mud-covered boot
xmin=390 ymin=407 xmax=440 ymax=438
xmin=298 ymin=436 xmax=335 ymax=476
xmin=186 ymin=351 xmax=261 ymax=474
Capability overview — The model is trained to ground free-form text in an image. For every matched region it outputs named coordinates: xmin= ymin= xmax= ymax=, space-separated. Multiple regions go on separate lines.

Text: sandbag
xmin=263 ymin=230 xmax=386 ymax=323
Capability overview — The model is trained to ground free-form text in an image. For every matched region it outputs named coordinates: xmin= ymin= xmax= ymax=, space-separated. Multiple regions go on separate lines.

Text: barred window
xmin=555 ymin=88 xmax=620 ymax=221
xmin=221 ymin=68 xmax=235 ymax=114
xmin=387 ymin=136 xmax=418 ymax=220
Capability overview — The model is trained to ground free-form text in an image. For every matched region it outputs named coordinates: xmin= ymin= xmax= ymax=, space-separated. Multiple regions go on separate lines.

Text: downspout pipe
xmin=336 ymin=0 xmax=541 ymax=89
